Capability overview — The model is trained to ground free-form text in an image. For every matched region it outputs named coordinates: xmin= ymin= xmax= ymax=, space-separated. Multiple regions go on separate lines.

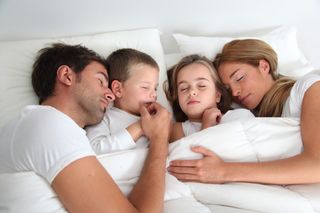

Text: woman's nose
xmin=231 ymin=86 xmax=240 ymax=97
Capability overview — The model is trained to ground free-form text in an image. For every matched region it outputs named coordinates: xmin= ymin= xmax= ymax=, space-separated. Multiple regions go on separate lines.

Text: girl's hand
xmin=201 ymin=107 xmax=222 ymax=130
xmin=168 ymin=146 xmax=227 ymax=183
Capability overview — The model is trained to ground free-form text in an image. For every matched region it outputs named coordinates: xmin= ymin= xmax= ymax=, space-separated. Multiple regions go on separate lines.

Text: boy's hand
xmin=201 ymin=107 xmax=221 ymax=130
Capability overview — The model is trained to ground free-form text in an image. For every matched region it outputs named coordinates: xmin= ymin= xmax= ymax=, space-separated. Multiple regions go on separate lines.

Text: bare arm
xmin=128 ymin=103 xmax=171 ymax=212
xmin=52 ymin=103 xmax=171 ymax=213
xmin=169 ymin=82 xmax=320 ymax=185
xmin=126 ymin=120 xmax=144 ymax=141
xmin=169 ymin=122 xmax=185 ymax=143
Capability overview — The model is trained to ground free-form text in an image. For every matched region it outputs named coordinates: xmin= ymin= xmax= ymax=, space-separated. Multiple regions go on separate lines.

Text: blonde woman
xmin=168 ymin=39 xmax=320 ymax=185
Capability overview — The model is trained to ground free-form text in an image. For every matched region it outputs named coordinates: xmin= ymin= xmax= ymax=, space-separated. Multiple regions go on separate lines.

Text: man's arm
xmin=52 ymin=103 xmax=171 ymax=213
xmin=128 ymin=103 xmax=171 ymax=211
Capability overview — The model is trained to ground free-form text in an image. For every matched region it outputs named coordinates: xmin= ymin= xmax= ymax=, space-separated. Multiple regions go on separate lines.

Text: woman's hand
xmin=168 ymin=146 xmax=227 ymax=183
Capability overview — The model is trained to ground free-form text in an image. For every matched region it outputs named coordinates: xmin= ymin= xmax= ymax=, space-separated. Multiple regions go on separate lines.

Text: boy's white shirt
xmin=86 ymin=107 xmax=148 ymax=155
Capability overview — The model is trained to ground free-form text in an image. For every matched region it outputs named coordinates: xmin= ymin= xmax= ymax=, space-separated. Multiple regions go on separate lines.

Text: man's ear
xmin=259 ymin=59 xmax=270 ymax=75
xmin=111 ymin=80 xmax=123 ymax=98
xmin=56 ymin=65 xmax=73 ymax=86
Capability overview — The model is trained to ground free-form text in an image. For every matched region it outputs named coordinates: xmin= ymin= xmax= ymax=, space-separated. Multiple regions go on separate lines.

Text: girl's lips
xmin=187 ymin=100 xmax=200 ymax=105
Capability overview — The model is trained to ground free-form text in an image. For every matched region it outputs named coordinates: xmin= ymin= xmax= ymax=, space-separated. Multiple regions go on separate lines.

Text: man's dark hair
xmin=32 ymin=43 xmax=106 ymax=103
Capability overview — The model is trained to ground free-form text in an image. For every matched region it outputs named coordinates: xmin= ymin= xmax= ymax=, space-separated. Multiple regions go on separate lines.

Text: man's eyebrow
xmin=98 ymin=71 xmax=109 ymax=81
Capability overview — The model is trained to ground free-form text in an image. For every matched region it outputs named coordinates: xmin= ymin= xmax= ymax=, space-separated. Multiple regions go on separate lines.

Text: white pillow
xmin=0 ymin=28 xmax=169 ymax=128
xmin=173 ymin=26 xmax=313 ymax=78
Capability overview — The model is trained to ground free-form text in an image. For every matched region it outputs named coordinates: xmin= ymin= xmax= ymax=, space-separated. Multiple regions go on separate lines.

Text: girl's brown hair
xmin=213 ymin=39 xmax=296 ymax=117
xmin=164 ymin=54 xmax=231 ymax=122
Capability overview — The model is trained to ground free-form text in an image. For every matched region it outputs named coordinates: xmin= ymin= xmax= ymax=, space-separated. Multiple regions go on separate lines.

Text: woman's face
xmin=217 ymin=60 xmax=273 ymax=110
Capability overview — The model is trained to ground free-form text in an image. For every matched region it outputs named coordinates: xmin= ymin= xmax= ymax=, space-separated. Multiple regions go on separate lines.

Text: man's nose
xmin=105 ymin=88 xmax=115 ymax=101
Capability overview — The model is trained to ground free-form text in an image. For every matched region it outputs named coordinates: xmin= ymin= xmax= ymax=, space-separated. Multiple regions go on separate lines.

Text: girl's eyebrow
xmin=178 ymin=77 xmax=210 ymax=85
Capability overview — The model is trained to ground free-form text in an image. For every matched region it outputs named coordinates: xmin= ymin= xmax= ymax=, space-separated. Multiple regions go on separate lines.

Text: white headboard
xmin=0 ymin=0 xmax=319 ymax=69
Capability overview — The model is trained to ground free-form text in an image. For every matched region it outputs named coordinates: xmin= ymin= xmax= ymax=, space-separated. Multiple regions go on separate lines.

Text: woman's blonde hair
xmin=213 ymin=39 xmax=296 ymax=117
xmin=164 ymin=54 xmax=231 ymax=122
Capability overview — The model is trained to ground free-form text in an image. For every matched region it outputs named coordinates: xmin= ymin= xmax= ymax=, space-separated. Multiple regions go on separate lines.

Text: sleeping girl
xmin=163 ymin=54 xmax=255 ymax=143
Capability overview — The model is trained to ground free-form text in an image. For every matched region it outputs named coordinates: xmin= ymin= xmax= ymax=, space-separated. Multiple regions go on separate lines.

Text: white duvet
xmin=1 ymin=117 xmax=320 ymax=213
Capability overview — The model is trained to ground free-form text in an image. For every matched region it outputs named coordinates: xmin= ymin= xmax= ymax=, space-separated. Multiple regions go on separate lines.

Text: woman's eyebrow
xmin=229 ymin=68 xmax=240 ymax=79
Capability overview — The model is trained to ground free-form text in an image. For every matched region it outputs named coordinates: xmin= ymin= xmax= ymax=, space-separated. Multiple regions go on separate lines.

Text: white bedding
xmin=1 ymin=117 xmax=319 ymax=212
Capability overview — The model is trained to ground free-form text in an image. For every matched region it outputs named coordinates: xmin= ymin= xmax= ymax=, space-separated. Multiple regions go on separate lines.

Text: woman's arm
xmin=169 ymin=82 xmax=320 ymax=184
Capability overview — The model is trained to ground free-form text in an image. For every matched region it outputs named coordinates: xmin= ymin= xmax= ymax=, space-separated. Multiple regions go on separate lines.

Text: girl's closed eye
xmin=179 ymin=85 xmax=189 ymax=93
xmin=198 ymin=84 xmax=207 ymax=89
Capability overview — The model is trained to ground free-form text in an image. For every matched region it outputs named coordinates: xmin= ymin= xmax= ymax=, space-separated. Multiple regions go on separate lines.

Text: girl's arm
xmin=169 ymin=122 xmax=185 ymax=143
xmin=169 ymin=82 xmax=320 ymax=184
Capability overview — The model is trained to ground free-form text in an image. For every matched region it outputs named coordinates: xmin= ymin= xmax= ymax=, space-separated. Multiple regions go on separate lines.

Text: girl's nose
xmin=189 ymin=89 xmax=197 ymax=97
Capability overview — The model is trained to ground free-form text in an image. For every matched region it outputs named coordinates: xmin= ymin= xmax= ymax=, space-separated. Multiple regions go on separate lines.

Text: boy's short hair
xmin=106 ymin=48 xmax=159 ymax=85
xmin=32 ymin=43 xmax=106 ymax=104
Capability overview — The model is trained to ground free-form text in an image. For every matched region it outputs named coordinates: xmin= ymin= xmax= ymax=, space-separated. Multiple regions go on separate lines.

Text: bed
xmin=1 ymin=0 xmax=320 ymax=212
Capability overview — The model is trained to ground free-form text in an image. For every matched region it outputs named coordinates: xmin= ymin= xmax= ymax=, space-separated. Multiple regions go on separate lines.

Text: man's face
xmin=74 ymin=61 xmax=115 ymax=126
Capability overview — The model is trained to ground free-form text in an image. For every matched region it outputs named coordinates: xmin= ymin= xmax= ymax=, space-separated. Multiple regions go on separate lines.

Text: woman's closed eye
xmin=236 ymin=76 xmax=244 ymax=82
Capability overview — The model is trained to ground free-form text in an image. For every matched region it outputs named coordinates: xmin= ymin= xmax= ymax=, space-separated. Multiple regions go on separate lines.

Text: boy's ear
xmin=56 ymin=65 xmax=73 ymax=86
xmin=215 ymin=91 xmax=221 ymax=103
xmin=111 ymin=80 xmax=123 ymax=98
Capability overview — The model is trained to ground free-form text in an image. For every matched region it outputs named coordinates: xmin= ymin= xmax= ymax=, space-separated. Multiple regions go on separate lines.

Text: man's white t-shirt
xmin=0 ymin=105 xmax=95 ymax=183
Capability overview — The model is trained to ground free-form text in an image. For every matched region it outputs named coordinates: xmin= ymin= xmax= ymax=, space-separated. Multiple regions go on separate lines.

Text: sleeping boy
xmin=86 ymin=48 xmax=159 ymax=154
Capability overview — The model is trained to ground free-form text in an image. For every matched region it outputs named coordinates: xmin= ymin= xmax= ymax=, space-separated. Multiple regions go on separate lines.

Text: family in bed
xmin=0 ymin=38 xmax=320 ymax=212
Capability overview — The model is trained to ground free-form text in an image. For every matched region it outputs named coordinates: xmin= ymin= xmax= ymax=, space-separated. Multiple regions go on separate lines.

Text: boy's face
xmin=114 ymin=64 xmax=159 ymax=115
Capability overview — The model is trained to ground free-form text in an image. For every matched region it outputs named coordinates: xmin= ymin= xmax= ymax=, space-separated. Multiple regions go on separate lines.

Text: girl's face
xmin=113 ymin=63 xmax=159 ymax=115
xmin=217 ymin=60 xmax=273 ymax=109
xmin=177 ymin=63 xmax=221 ymax=121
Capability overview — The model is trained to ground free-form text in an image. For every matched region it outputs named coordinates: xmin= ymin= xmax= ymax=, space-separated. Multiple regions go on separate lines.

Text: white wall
xmin=1 ymin=0 xmax=319 ymax=68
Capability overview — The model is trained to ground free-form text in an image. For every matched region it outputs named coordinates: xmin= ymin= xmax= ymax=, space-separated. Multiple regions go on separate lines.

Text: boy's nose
xmin=151 ymin=91 xmax=157 ymax=101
